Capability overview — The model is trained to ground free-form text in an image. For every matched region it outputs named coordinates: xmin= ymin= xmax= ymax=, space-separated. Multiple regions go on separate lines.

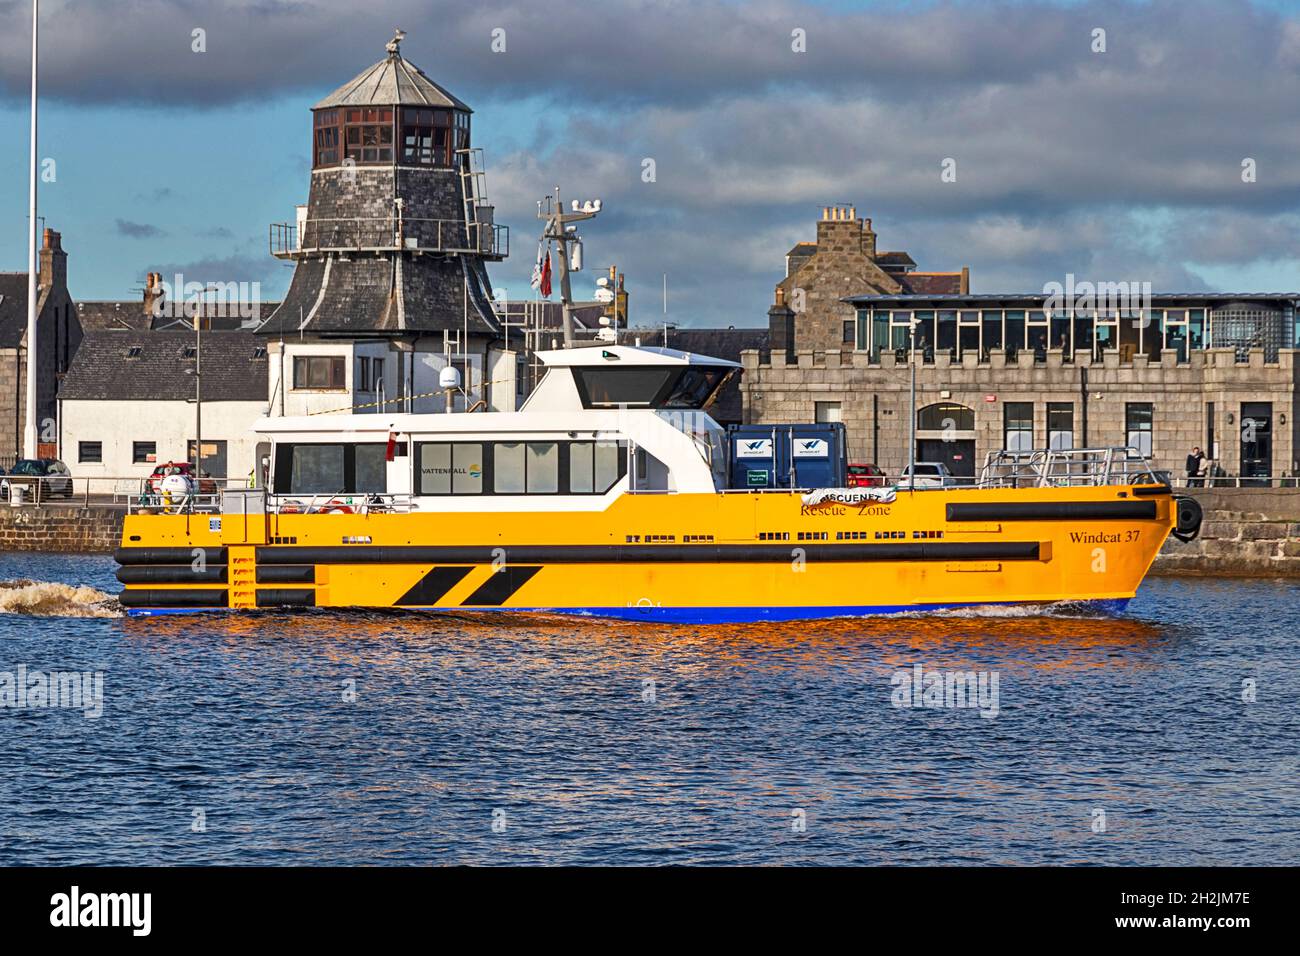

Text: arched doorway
xmin=916 ymin=402 xmax=977 ymax=479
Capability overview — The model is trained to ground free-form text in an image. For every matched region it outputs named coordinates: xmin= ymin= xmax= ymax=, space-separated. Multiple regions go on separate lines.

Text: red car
xmin=145 ymin=462 xmax=219 ymax=496
xmin=847 ymin=463 xmax=886 ymax=488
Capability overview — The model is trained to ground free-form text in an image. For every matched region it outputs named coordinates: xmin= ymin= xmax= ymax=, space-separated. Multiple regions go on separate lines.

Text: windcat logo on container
xmin=0 ymin=665 xmax=103 ymax=718
xmin=50 ymin=886 xmax=151 ymax=936
xmin=890 ymin=664 xmax=999 ymax=718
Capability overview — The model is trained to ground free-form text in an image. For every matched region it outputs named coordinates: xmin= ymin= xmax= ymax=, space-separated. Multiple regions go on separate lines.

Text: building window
xmin=132 ymin=441 xmax=157 ymax=465
xmin=357 ymin=356 xmax=383 ymax=393
xmin=1206 ymin=401 xmax=1216 ymax=460
xmin=841 ymin=320 xmax=855 ymax=345
xmin=343 ymin=108 xmax=393 ymax=164
xmin=1126 ymin=403 xmax=1153 ymax=456
xmin=815 ymin=402 xmax=842 ymax=423
xmin=1003 ymin=402 xmax=1033 ymax=452
xmin=78 ymin=441 xmax=102 ymax=464
xmin=1047 ymin=403 xmax=1073 ymax=450
xmin=399 ymin=108 xmax=455 ymax=166
xmin=918 ymin=403 xmax=974 ymax=431
xmin=313 ymin=109 xmax=340 ymax=167
xmin=292 ymin=355 xmax=346 ymax=390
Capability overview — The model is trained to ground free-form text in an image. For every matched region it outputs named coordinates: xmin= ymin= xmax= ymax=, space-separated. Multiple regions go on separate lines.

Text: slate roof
xmin=876 ymin=251 xmax=917 ymax=269
xmin=896 ymin=272 xmax=963 ymax=295
xmin=75 ymin=301 xmax=153 ymax=332
xmin=59 ymin=330 xmax=268 ymax=403
xmin=315 ymin=46 xmax=471 ymax=111
xmin=0 ymin=273 xmax=33 ymax=347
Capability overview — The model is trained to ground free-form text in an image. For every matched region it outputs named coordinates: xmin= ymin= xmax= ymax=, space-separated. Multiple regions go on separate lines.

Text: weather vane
xmin=387 ymin=29 xmax=406 ymax=56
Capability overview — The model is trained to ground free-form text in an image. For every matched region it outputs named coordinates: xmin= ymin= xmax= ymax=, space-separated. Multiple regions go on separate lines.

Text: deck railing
xmin=269 ymin=216 xmax=508 ymax=260
xmin=979 ymin=447 xmax=1163 ymax=488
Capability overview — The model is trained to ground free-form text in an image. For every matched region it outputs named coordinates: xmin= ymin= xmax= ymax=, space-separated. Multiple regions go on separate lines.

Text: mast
xmin=23 ymin=0 xmax=39 ymax=458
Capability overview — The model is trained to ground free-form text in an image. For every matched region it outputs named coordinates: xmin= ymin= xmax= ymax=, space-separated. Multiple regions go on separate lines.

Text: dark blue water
xmin=1 ymin=551 xmax=1296 ymax=865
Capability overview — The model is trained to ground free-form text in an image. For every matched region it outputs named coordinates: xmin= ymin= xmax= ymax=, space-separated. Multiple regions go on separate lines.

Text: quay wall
xmin=1153 ymin=488 xmax=1300 ymax=577
xmin=0 ymin=506 xmax=124 ymax=555
xmin=0 ymin=492 xmax=1298 ymax=578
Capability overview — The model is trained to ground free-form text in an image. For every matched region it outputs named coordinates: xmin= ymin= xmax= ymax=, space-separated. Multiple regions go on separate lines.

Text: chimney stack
xmin=143 ymin=271 xmax=164 ymax=316
xmin=38 ymin=229 xmax=66 ymax=290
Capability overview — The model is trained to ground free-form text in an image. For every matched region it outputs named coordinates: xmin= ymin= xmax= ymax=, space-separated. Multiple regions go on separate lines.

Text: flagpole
xmin=23 ymin=0 xmax=39 ymax=459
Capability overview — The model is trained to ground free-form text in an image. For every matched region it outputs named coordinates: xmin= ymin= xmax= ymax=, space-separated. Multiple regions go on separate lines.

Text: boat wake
xmin=901 ymin=600 xmax=1123 ymax=620
xmin=0 ymin=579 xmax=123 ymax=618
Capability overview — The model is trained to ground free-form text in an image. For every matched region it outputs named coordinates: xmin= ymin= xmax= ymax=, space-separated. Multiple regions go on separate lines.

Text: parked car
xmin=896 ymin=462 xmax=954 ymax=489
xmin=145 ymin=462 xmax=219 ymax=497
xmin=847 ymin=463 xmax=886 ymax=488
xmin=1 ymin=458 xmax=73 ymax=499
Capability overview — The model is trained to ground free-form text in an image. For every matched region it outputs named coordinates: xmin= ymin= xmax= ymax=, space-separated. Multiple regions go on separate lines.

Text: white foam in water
xmin=0 ymin=579 xmax=123 ymax=618
xmin=896 ymin=601 xmax=1114 ymax=619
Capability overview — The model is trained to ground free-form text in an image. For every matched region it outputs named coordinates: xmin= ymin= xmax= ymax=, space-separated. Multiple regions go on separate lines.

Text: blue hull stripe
xmin=126 ymin=598 xmax=1132 ymax=624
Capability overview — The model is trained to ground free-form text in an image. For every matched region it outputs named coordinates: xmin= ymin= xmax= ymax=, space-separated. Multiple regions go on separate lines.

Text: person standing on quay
xmin=1185 ymin=446 xmax=1206 ymax=487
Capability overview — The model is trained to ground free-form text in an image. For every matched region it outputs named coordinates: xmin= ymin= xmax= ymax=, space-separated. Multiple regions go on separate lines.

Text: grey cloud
xmin=115 ymin=218 xmax=167 ymax=238
xmin=2 ymin=0 xmax=1295 ymax=110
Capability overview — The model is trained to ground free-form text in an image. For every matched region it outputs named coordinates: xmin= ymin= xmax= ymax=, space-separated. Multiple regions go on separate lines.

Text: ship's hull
xmin=115 ymin=485 xmax=1175 ymax=623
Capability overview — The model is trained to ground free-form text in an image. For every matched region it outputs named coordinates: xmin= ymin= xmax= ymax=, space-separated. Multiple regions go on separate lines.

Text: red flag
xmin=540 ymin=249 xmax=552 ymax=298
xmin=385 ymin=431 xmax=397 ymax=462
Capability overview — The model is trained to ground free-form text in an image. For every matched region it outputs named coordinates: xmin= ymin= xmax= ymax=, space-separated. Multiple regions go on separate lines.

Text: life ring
xmin=319 ymin=500 xmax=354 ymax=514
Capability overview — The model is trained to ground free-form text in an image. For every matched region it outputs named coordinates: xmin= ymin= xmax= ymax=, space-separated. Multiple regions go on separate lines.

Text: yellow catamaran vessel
xmin=115 ymin=345 xmax=1202 ymax=622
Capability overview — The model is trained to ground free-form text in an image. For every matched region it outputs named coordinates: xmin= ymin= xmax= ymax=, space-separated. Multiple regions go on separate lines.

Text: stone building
xmin=0 ymin=229 xmax=80 ymax=464
xmin=257 ymin=32 xmax=510 ymax=416
xmin=742 ymin=208 xmax=1300 ymax=483
xmin=766 ymin=204 xmax=967 ymax=361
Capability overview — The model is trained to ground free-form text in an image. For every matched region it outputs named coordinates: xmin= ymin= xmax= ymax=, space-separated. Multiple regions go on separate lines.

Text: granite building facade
xmin=742 ymin=208 xmax=1300 ymax=483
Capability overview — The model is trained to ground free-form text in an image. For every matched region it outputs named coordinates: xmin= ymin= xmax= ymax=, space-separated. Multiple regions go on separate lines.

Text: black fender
xmin=1171 ymin=494 xmax=1203 ymax=543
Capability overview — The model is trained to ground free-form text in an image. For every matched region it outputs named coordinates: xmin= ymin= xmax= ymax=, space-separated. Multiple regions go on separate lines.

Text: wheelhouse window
xmin=416 ymin=440 xmax=626 ymax=495
xmin=493 ymin=442 xmax=559 ymax=494
xmin=273 ymin=443 xmax=389 ymax=495
xmin=572 ymin=365 xmax=732 ymax=410
xmin=293 ymin=355 xmax=346 ymax=390
xmin=568 ymin=441 xmax=624 ymax=494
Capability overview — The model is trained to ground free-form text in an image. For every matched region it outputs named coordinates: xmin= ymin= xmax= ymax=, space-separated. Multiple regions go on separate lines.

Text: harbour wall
xmin=0 ymin=491 xmax=1298 ymax=578
xmin=0 ymin=506 xmax=125 ymax=556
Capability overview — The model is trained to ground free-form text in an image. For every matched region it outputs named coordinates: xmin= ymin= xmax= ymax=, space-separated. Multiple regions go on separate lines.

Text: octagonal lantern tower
xmin=259 ymin=31 xmax=506 ymax=344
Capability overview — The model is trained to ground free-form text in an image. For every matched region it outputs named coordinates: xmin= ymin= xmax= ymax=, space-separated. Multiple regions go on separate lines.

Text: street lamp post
xmin=907 ymin=316 xmax=919 ymax=489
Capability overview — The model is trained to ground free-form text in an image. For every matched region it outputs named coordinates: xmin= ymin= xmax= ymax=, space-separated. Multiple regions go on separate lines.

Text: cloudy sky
xmin=1 ymin=0 xmax=1299 ymax=327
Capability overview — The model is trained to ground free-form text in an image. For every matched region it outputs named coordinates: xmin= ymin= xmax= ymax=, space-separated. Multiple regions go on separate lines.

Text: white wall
xmin=267 ymin=340 xmax=359 ymax=418
xmin=61 ymin=399 xmax=265 ymax=484
xmin=487 ymin=348 xmax=522 ymax=412
xmin=410 ymin=350 xmax=485 ymax=413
